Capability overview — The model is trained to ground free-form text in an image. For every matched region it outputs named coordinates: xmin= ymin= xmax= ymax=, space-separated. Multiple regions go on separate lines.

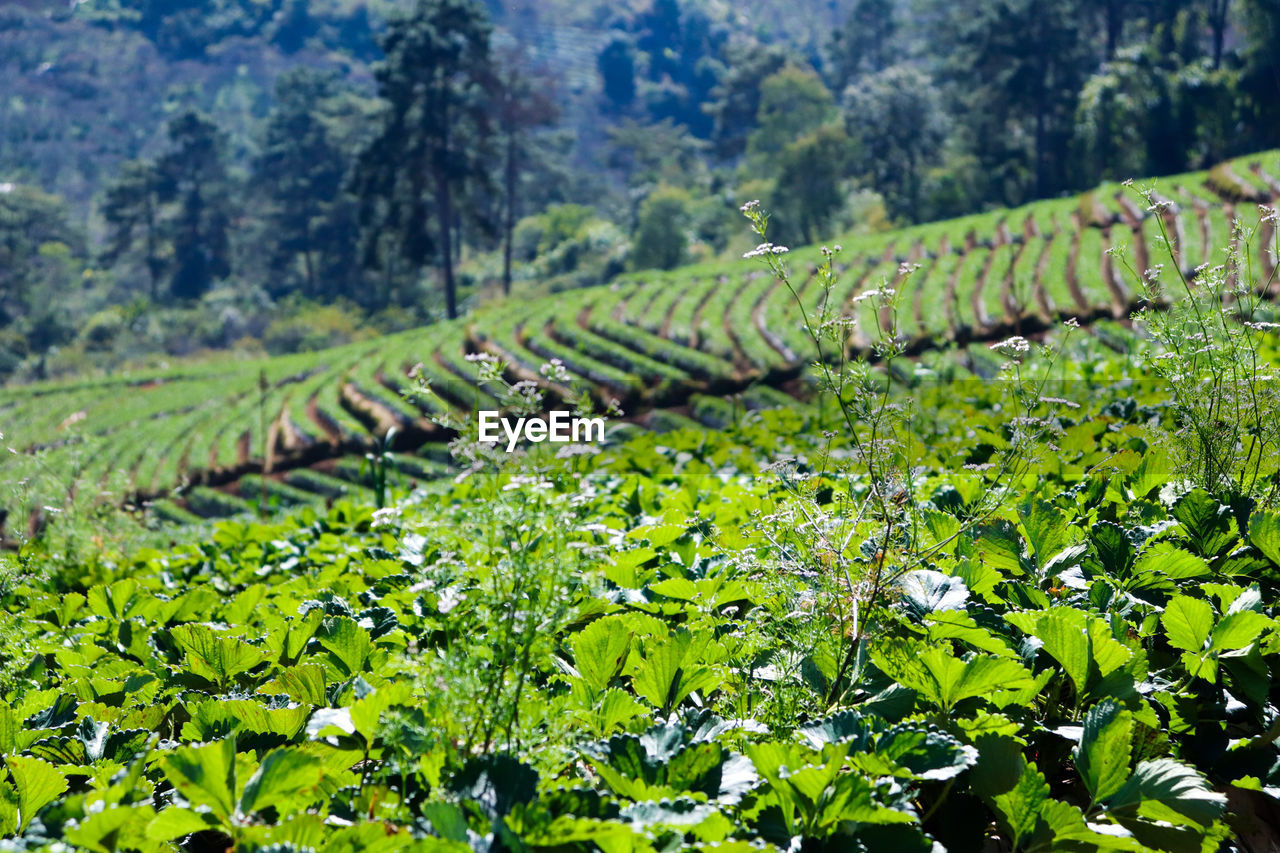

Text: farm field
xmin=5 ymin=326 xmax=1280 ymax=849
xmin=3 ymin=150 xmax=1279 ymax=521
xmin=4 ymin=151 xmax=1280 ymax=851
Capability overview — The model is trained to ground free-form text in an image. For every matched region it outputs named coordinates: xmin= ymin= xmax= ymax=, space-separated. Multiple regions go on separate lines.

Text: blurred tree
xmin=599 ymin=37 xmax=638 ymax=110
xmin=157 ymin=111 xmax=232 ymax=301
xmin=101 ymin=110 xmax=231 ymax=302
xmin=352 ymin=0 xmax=494 ymax=319
xmin=605 ymin=118 xmax=709 ymax=227
xmin=1239 ymin=0 xmax=1280 ymax=148
xmin=0 ymin=185 xmax=84 ymax=328
xmin=770 ymin=125 xmax=854 ymax=244
xmin=1204 ymin=0 xmax=1231 ymax=68
xmin=746 ymin=66 xmax=837 ymax=165
xmin=932 ymin=0 xmax=1095 ymax=204
xmin=843 ymin=64 xmax=947 ymax=223
xmin=494 ymin=54 xmax=559 ymax=296
xmin=705 ymin=40 xmax=787 ymax=160
xmin=632 ymin=184 xmax=691 ymax=270
xmin=101 ymin=160 xmax=168 ymax=300
xmin=598 ymin=0 xmax=726 ymax=137
xmin=254 ymin=69 xmax=362 ymax=302
xmin=828 ymin=0 xmax=898 ymax=91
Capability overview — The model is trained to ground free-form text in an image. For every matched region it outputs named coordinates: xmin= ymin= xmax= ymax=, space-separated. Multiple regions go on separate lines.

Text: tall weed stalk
xmin=1118 ymin=187 xmax=1280 ymax=505
xmin=740 ymin=202 xmax=1071 ymax=706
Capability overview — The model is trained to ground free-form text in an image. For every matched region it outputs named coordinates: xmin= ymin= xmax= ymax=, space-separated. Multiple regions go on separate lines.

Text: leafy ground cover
xmin=4 ymin=322 xmax=1280 ymax=848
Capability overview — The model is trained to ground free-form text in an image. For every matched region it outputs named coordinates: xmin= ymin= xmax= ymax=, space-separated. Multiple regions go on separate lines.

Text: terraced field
xmin=4 ymin=151 xmax=1279 ymax=519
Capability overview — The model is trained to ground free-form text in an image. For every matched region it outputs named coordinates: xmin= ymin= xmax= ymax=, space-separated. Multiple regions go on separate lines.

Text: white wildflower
xmin=989 ymin=336 xmax=1031 ymax=358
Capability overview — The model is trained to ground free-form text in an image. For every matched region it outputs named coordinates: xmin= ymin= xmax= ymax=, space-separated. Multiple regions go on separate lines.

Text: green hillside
xmin=3 ymin=149 xmax=1278 ymax=521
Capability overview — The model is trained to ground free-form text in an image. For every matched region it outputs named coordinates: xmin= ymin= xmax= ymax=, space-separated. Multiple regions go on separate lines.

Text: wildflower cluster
xmin=1119 ymin=183 xmax=1280 ymax=503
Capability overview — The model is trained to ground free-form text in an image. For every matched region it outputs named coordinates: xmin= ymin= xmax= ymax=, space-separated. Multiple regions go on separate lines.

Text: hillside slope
xmin=3 ymin=149 xmax=1278 ymax=515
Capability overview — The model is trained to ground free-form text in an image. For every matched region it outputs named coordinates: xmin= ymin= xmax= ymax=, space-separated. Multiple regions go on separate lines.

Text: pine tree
xmin=352 ymin=0 xmax=494 ymax=320
xmin=255 ymin=69 xmax=360 ymax=301
xmin=158 ymin=111 xmax=232 ymax=301
xmin=494 ymin=56 xmax=558 ymax=297
xmin=101 ymin=160 xmax=169 ymax=300
xmin=101 ymin=110 xmax=231 ymax=302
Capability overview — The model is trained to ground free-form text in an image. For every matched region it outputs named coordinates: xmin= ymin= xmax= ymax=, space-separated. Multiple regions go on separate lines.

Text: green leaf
xmin=953 ymin=559 xmax=1002 ymax=602
xmin=317 ymin=617 xmax=375 ymax=676
xmin=1132 ymin=542 xmax=1210 ymax=581
xmin=170 ymin=624 xmax=268 ymax=689
xmin=872 ymin=638 xmax=1034 ymax=713
xmin=1162 ymin=596 xmax=1213 ymax=652
xmin=145 ymin=807 xmax=221 ymax=841
xmin=239 ymin=747 xmax=324 ymax=816
xmin=797 ymin=711 xmax=876 ymax=750
xmin=973 ymin=520 xmax=1025 ymax=574
xmin=1021 ymin=501 xmax=1072 ymax=565
xmin=1209 ymin=610 xmax=1270 ymax=651
xmin=66 ymin=805 xmax=152 ymax=851
xmin=1248 ymin=510 xmax=1280 ymax=565
xmin=897 ymin=570 xmax=968 ymax=619
xmin=993 ymin=763 xmax=1049 ymax=849
xmin=1018 ymin=609 xmax=1090 ymax=697
xmin=1090 ymin=522 xmax=1133 ymax=577
xmin=926 ymin=610 xmax=1014 ymax=656
xmin=1130 ymin=447 xmax=1172 ymax=499
xmin=6 ymin=755 xmax=67 ymax=833
xmin=1109 ymin=758 xmax=1225 ymax=827
xmin=874 ymin=724 xmax=978 ymax=781
xmin=569 ymin=617 xmax=633 ymax=695
xmin=0 ymin=706 xmax=18 ymax=756
xmin=632 ymin=630 xmax=721 ymax=712
xmin=158 ymin=737 xmax=237 ymax=821
xmin=1075 ymin=700 xmax=1134 ymax=803
xmin=1172 ymin=489 xmax=1237 ymax=557
xmin=181 ymin=699 xmax=310 ymax=742
xmin=921 ymin=508 xmax=961 ymax=552
xmin=259 ymin=664 xmax=327 ymax=706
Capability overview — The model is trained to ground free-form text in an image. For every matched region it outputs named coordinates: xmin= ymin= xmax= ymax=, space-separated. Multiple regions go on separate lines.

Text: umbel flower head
xmin=743 ymin=242 xmax=789 ymax=259
xmin=990 ymin=335 xmax=1031 ymax=361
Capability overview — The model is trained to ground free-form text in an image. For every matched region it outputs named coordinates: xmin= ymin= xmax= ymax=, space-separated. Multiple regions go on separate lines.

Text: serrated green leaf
xmin=926 ymin=610 xmax=1014 ymax=656
xmin=317 ymin=617 xmax=374 ymax=676
xmin=632 ymin=630 xmax=721 ymax=713
xmin=1109 ymin=758 xmax=1225 ymax=827
xmin=569 ymin=617 xmax=632 ymax=695
xmin=6 ymin=755 xmax=67 ymax=833
xmin=1172 ymin=489 xmax=1237 ymax=557
xmin=1132 ymin=542 xmax=1210 ymax=581
xmin=1026 ymin=609 xmax=1090 ymax=696
xmin=993 ymin=763 xmax=1049 ymax=849
xmin=1076 ymin=700 xmax=1134 ymax=803
xmin=170 ymin=624 xmax=268 ymax=689
xmin=1249 ymin=510 xmax=1280 ymax=566
xmin=1090 ymin=522 xmax=1133 ymax=576
xmin=158 ymin=737 xmax=236 ymax=820
xmin=145 ymin=807 xmax=220 ymax=841
xmin=974 ymin=520 xmax=1025 ymax=573
xmin=1210 ymin=610 xmax=1271 ymax=651
xmin=872 ymin=638 xmax=1034 ymax=714
xmin=239 ymin=747 xmax=324 ymax=816
xmin=259 ymin=664 xmax=327 ymax=706
xmin=897 ymin=569 xmax=968 ymax=619
xmin=1162 ymin=596 xmax=1213 ymax=652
